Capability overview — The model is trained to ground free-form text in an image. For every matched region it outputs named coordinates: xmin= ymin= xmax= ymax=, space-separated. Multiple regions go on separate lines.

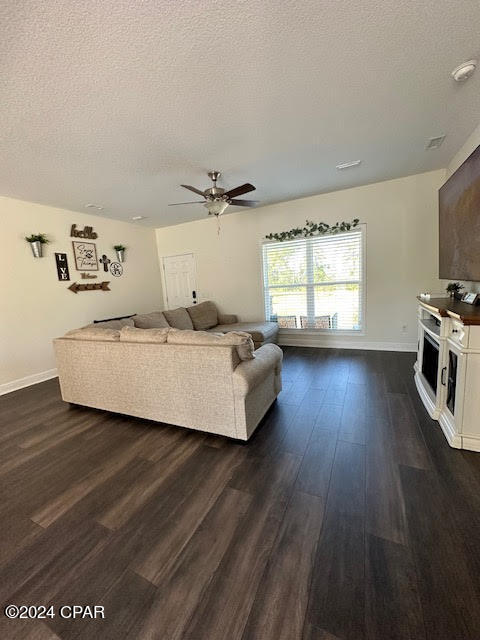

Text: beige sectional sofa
xmin=54 ymin=322 xmax=282 ymax=440
xmin=91 ymin=301 xmax=279 ymax=350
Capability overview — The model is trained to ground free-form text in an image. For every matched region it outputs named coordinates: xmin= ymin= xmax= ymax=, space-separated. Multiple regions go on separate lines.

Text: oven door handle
xmin=441 ymin=366 xmax=447 ymax=386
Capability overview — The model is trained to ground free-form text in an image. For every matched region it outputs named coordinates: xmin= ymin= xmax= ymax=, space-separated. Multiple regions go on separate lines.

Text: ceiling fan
xmin=169 ymin=171 xmax=258 ymax=216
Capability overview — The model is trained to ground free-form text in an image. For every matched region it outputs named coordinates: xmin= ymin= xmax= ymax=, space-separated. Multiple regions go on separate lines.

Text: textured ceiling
xmin=1 ymin=0 xmax=480 ymax=227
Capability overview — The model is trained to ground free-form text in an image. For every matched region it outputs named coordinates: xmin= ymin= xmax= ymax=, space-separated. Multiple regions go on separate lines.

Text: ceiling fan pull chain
xmin=216 ymin=214 xmax=221 ymax=235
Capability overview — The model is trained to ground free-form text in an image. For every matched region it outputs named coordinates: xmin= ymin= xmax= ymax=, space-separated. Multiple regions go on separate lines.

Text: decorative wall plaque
xmin=72 ymin=241 xmax=98 ymax=271
xmin=81 ymin=272 xmax=97 ymax=279
xmin=68 ymin=281 xmax=110 ymax=294
xmin=109 ymin=262 xmax=123 ymax=277
xmin=99 ymin=254 xmax=111 ymax=272
xmin=55 ymin=252 xmax=70 ymax=281
xmin=71 ymin=224 xmax=98 ymax=239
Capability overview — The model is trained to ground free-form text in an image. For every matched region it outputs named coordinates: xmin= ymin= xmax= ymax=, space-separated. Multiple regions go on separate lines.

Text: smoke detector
xmin=451 ymin=60 xmax=477 ymax=82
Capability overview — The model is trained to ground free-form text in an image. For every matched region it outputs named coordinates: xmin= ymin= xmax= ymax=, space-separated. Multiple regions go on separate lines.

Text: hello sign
xmin=70 ymin=224 xmax=98 ymax=239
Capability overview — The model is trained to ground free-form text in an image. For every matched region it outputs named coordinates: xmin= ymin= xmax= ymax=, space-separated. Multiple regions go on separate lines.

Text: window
xmin=262 ymin=228 xmax=364 ymax=331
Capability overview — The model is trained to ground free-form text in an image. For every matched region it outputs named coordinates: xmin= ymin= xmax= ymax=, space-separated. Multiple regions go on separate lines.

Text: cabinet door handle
xmin=441 ymin=366 xmax=447 ymax=386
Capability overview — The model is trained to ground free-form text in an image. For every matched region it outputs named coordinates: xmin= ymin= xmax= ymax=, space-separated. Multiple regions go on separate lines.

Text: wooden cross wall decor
xmin=68 ymin=281 xmax=110 ymax=294
xmin=99 ymin=254 xmax=111 ymax=272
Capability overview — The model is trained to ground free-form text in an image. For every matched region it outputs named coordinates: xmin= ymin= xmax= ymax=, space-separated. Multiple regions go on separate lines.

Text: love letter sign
xmin=55 ymin=253 xmax=70 ymax=281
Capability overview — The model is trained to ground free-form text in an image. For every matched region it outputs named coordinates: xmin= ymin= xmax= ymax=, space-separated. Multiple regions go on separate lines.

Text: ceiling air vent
xmin=425 ymin=135 xmax=446 ymax=150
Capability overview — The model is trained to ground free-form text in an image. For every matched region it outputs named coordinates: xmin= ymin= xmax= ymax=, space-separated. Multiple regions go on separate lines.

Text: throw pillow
xmin=163 ymin=307 xmax=194 ymax=330
xmin=133 ymin=311 xmax=170 ymax=329
xmin=186 ymin=301 xmax=218 ymax=330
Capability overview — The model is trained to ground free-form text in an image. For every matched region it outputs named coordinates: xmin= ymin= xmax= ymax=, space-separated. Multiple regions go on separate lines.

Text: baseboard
xmin=278 ymin=336 xmax=416 ymax=352
xmin=438 ymin=411 xmax=462 ymax=449
xmin=461 ymin=435 xmax=480 ymax=452
xmin=0 ymin=368 xmax=58 ymax=396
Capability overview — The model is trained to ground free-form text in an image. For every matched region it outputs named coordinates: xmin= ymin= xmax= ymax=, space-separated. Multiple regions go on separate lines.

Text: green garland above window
xmin=265 ymin=218 xmax=360 ymax=242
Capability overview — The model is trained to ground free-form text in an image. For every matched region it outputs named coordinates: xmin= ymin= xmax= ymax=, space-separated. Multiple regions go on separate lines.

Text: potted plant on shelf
xmin=113 ymin=244 xmax=126 ymax=262
xmin=446 ymin=282 xmax=464 ymax=299
xmin=25 ymin=233 xmax=49 ymax=258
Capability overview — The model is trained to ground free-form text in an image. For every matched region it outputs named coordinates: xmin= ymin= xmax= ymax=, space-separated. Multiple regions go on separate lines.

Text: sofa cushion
xmin=64 ymin=327 xmax=120 ymax=341
xmin=208 ymin=321 xmax=278 ymax=343
xmin=133 ymin=311 xmax=170 ymax=329
xmin=167 ymin=328 xmax=255 ymax=361
xmin=163 ymin=307 xmax=194 ymax=330
xmin=217 ymin=313 xmax=238 ymax=325
xmin=186 ymin=301 xmax=218 ymax=330
xmin=120 ymin=326 xmax=169 ymax=343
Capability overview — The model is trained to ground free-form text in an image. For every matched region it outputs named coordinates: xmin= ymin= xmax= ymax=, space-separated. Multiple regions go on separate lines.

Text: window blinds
xmin=262 ymin=229 xmax=364 ymax=331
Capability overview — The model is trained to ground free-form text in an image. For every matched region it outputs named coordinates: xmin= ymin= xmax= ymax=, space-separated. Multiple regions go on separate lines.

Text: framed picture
xmin=462 ymin=292 xmax=478 ymax=305
xmin=72 ymin=241 xmax=98 ymax=271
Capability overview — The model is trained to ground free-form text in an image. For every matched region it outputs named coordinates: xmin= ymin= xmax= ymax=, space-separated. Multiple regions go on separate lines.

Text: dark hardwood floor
xmin=1 ymin=347 xmax=480 ymax=639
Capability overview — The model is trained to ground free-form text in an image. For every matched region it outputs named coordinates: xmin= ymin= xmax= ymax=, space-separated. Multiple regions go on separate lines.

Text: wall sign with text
xmin=72 ymin=241 xmax=98 ymax=271
xmin=55 ymin=253 xmax=70 ymax=281
xmin=71 ymin=224 xmax=98 ymax=239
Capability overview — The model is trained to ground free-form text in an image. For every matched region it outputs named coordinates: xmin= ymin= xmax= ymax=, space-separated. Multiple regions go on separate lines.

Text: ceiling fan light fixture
xmin=170 ymin=171 xmax=257 ymax=220
xmin=204 ymin=200 xmax=229 ymax=216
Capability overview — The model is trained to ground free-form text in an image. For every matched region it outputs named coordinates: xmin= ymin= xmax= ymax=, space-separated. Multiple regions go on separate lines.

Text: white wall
xmin=1 ymin=196 xmax=162 ymax=392
xmin=156 ymin=169 xmax=444 ymax=351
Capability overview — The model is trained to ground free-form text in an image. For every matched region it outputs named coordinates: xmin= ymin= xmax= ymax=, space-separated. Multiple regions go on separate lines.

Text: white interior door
xmin=163 ymin=253 xmax=197 ymax=309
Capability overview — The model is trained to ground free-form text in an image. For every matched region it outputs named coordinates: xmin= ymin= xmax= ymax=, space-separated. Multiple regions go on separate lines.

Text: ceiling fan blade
xmin=224 ymin=183 xmax=256 ymax=198
xmin=180 ymin=184 xmax=205 ymax=197
xmin=229 ymin=199 xmax=259 ymax=207
xmin=168 ymin=201 xmax=205 ymax=206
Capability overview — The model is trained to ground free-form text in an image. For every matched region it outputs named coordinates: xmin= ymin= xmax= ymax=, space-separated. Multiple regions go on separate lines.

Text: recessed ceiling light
xmin=336 ymin=160 xmax=362 ymax=170
xmin=84 ymin=203 xmax=104 ymax=210
xmin=131 ymin=215 xmax=147 ymax=221
xmin=451 ymin=59 xmax=477 ymax=82
xmin=425 ymin=135 xmax=446 ymax=150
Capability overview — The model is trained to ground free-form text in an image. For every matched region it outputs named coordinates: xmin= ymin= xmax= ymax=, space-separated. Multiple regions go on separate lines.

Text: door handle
xmin=192 ymin=290 xmax=197 ymax=304
xmin=441 ymin=366 xmax=447 ymax=386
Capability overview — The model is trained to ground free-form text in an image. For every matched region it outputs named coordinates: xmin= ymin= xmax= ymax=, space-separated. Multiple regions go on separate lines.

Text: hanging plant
xmin=25 ymin=233 xmax=50 ymax=257
xmin=265 ymin=218 xmax=360 ymax=242
xmin=113 ymin=244 xmax=126 ymax=262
